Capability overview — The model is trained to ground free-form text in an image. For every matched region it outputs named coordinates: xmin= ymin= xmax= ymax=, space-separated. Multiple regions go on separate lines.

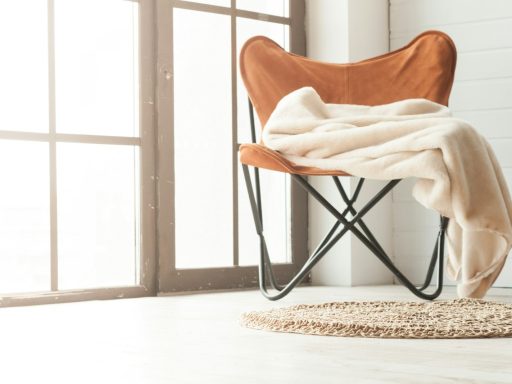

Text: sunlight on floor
xmin=0 ymin=285 xmax=511 ymax=384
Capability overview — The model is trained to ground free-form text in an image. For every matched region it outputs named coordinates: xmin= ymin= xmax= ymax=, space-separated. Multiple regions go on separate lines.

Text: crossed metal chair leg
xmin=242 ymin=164 xmax=449 ymax=301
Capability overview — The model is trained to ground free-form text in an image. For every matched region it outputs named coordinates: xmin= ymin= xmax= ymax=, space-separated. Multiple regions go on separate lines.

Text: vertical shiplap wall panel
xmin=390 ymin=0 xmax=512 ymax=33
xmin=307 ymin=0 xmax=394 ymax=286
xmin=390 ymin=0 xmax=512 ymax=287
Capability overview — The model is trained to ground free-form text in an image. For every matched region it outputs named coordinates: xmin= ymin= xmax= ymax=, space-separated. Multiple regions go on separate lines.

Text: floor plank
xmin=0 ymin=285 xmax=511 ymax=384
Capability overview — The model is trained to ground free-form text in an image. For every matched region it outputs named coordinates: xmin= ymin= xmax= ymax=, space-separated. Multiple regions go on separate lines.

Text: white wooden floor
xmin=0 ymin=285 xmax=511 ymax=384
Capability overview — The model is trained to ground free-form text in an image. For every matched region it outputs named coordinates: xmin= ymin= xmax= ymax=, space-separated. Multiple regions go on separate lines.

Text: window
xmin=0 ymin=0 xmax=156 ymax=305
xmin=156 ymin=0 xmax=307 ymax=292
xmin=0 ymin=0 xmax=305 ymax=305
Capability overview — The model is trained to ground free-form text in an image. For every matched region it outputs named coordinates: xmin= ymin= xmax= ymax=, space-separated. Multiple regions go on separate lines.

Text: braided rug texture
xmin=241 ymin=299 xmax=512 ymax=339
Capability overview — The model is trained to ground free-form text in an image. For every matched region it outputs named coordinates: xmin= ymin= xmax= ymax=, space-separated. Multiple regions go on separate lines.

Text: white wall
xmin=390 ymin=0 xmax=512 ymax=287
xmin=305 ymin=0 xmax=393 ymax=286
xmin=305 ymin=0 xmax=352 ymax=286
xmin=305 ymin=0 xmax=349 ymax=62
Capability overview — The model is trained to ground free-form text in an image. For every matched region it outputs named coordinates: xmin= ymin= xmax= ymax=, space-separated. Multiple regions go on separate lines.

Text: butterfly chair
xmin=239 ymin=30 xmax=457 ymax=301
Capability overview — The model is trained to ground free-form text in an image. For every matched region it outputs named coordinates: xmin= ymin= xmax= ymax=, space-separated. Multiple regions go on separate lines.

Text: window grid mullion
xmin=47 ymin=0 xmax=59 ymax=292
xmin=231 ymin=0 xmax=239 ymax=267
xmin=170 ymin=0 xmax=291 ymax=25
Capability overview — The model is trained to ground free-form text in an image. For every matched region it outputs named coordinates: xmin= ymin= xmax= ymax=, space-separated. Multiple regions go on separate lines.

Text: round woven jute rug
xmin=241 ymin=299 xmax=512 ymax=339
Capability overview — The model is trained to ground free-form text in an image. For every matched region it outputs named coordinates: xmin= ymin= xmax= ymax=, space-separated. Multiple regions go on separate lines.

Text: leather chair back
xmin=240 ymin=31 xmax=457 ymax=127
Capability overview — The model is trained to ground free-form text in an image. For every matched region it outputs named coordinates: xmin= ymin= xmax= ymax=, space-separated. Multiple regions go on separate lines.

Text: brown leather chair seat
xmin=239 ymin=143 xmax=349 ymax=176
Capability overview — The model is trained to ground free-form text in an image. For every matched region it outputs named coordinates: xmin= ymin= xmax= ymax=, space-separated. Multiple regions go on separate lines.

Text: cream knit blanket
xmin=263 ymin=87 xmax=512 ymax=298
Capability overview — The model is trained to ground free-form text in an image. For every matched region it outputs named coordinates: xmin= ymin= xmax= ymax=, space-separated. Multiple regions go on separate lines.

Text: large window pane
xmin=0 ymin=2 xmax=48 ymax=133
xmin=57 ymin=143 xmax=139 ymax=289
xmin=54 ymin=0 xmax=139 ymax=137
xmin=237 ymin=18 xmax=290 ymax=265
xmin=237 ymin=0 xmax=288 ymax=17
xmin=173 ymin=9 xmax=233 ymax=268
xmin=237 ymin=18 xmax=288 ymax=143
xmin=0 ymin=141 xmax=50 ymax=293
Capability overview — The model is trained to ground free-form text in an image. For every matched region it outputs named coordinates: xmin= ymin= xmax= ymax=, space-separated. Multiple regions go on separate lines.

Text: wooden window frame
xmin=156 ymin=0 xmax=308 ymax=293
xmin=0 ymin=0 xmax=306 ymax=306
xmin=0 ymin=0 xmax=157 ymax=307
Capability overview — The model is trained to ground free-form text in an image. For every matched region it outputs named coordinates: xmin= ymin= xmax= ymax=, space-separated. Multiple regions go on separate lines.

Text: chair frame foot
xmin=242 ymin=163 xmax=448 ymax=301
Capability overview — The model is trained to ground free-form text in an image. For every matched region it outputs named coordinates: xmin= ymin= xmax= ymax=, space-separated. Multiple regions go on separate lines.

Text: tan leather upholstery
xmin=239 ymin=30 xmax=457 ymax=176
xmin=239 ymin=143 xmax=350 ymax=176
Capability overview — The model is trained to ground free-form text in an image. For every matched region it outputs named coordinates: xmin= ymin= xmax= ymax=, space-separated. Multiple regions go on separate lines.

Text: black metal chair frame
xmin=242 ymin=100 xmax=449 ymax=301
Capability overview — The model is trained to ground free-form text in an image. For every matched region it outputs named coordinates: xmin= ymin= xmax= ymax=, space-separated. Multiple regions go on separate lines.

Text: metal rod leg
xmin=243 ymin=159 xmax=448 ymax=301
xmin=418 ymin=238 xmax=440 ymax=291
xmin=294 ymin=175 xmax=447 ymax=300
xmin=242 ymin=164 xmax=282 ymax=292
xmin=332 ymin=177 xmax=390 ymax=260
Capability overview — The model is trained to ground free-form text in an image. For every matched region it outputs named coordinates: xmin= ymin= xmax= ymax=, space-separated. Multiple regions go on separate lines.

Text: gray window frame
xmin=156 ymin=0 xmax=308 ymax=293
xmin=0 ymin=0 xmax=307 ymax=306
xmin=0 ymin=0 xmax=157 ymax=307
